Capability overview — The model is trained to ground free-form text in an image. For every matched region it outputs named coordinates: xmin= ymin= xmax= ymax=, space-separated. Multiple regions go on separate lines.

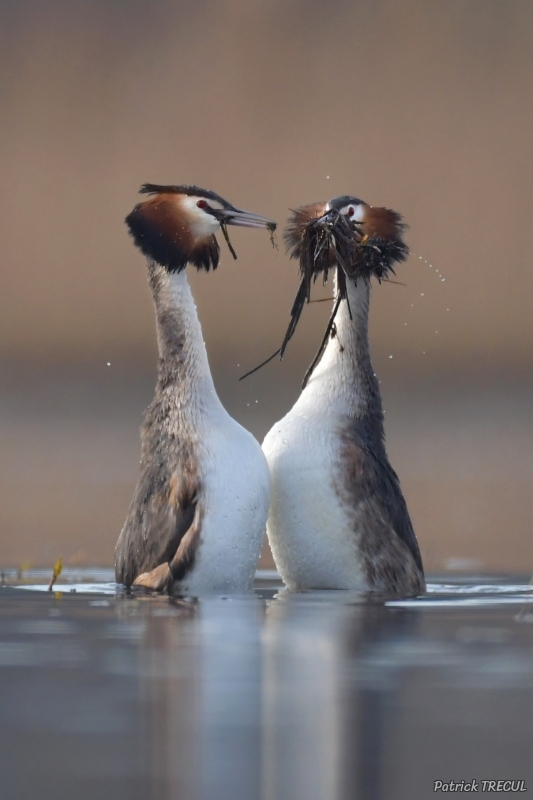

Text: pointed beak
xmin=219 ymin=207 xmax=277 ymax=230
xmin=317 ymin=209 xmax=337 ymax=226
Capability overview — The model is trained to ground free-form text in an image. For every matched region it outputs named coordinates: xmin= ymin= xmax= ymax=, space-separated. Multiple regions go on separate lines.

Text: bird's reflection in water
xmin=139 ymin=596 xmax=264 ymax=800
xmin=262 ymin=592 xmax=420 ymax=800
xmin=137 ymin=592 xmax=420 ymax=800
xmin=339 ymin=602 xmax=421 ymax=800
xmin=137 ymin=599 xmax=200 ymax=799
xmin=261 ymin=592 xmax=344 ymax=800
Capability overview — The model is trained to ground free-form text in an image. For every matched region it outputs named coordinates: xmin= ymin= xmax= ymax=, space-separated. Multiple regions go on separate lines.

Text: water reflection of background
xmin=1 ymin=0 xmax=532 ymax=572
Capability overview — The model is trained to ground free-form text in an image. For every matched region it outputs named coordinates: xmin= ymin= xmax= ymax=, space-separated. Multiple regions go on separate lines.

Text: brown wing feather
xmin=132 ymin=495 xmax=203 ymax=591
xmin=115 ymin=461 xmax=203 ymax=589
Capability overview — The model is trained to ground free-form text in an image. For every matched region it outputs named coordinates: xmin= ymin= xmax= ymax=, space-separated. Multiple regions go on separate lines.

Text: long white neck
xmin=301 ymin=274 xmax=384 ymax=425
xmin=148 ymin=263 xmax=223 ymax=415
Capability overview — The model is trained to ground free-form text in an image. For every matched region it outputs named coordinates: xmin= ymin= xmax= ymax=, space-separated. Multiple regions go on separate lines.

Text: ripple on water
xmin=388 ymin=581 xmax=533 ymax=608
xmin=3 ymin=569 xmax=533 ymax=608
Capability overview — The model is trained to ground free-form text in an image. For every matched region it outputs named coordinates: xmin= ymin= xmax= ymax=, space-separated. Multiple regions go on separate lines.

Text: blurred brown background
xmin=0 ymin=0 xmax=532 ymax=573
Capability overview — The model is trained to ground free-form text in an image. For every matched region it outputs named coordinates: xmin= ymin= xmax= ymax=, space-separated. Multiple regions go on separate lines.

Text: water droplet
xmin=420 ymin=293 xmax=425 ymax=297
xmin=106 ymin=362 xmax=111 ymax=366
xmin=388 ymin=355 xmax=393 ymax=359
xmin=441 ymin=278 xmax=445 ymax=282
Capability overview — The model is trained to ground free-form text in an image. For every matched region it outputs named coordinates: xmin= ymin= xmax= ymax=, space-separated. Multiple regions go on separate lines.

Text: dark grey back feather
xmin=338 ymin=415 xmax=424 ymax=594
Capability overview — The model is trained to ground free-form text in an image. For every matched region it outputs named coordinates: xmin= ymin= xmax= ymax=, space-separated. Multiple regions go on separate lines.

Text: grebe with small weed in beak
xmin=115 ymin=184 xmax=276 ymax=595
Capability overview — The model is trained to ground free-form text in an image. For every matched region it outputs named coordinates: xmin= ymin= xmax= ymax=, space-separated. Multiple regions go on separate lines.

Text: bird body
xmin=262 ymin=197 xmax=425 ymax=596
xmin=115 ymin=185 xmax=274 ymax=594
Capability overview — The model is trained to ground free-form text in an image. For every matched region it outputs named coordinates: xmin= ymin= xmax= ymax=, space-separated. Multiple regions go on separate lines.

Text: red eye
xmin=347 ymin=207 xmax=354 ymax=217
xmin=196 ymin=199 xmax=208 ymax=209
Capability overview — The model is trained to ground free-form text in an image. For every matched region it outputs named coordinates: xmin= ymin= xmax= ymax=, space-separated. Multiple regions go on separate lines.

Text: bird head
xmin=276 ymin=196 xmax=408 ymax=382
xmin=240 ymin=194 xmax=408 ymax=384
xmin=284 ymin=195 xmax=407 ymax=283
xmin=126 ymin=184 xmax=276 ymax=272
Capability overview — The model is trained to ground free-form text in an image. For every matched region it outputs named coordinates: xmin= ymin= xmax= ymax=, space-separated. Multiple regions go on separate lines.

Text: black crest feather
xmin=139 ymin=184 xmax=231 ymax=207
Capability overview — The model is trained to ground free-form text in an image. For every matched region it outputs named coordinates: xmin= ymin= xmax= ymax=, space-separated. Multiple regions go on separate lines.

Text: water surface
xmin=1 ymin=572 xmax=533 ymax=800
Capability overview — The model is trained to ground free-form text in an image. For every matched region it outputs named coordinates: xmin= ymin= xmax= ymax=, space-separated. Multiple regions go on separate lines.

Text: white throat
xmin=181 ymin=196 xmax=221 ymax=239
xmin=301 ymin=275 xmax=371 ymax=415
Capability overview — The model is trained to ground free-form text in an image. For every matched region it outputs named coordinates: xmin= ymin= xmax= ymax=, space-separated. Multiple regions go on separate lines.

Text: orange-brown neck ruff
xmin=126 ymin=193 xmax=220 ymax=272
xmin=363 ymin=206 xmax=406 ymax=241
xmin=286 ymin=204 xmax=408 ymax=280
xmin=283 ymin=202 xmax=328 ymax=260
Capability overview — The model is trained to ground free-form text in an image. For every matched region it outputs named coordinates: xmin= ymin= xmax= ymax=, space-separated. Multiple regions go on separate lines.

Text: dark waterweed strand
xmin=301 ymin=294 xmax=342 ymax=389
xmin=268 ymin=223 xmax=278 ymax=249
xmin=220 ymin=221 xmax=238 ymax=260
xmin=218 ymin=219 xmax=276 ymax=263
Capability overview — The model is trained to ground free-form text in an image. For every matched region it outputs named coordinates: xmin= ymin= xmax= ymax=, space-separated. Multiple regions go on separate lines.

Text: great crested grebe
xmin=115 ymin=184 xmax=276 ymax=594
xmin=262 ymin=196 xmax=425 ymax=596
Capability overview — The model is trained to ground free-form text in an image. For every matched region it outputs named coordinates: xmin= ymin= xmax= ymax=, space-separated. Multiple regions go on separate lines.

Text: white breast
xmin=155 ymin=270 xmax=270 ymax=594
xmin=262 ymin=279 xmax=372 ymax=591
xmin=263 ymin=398 xmax=367 ymax=591
xmin=182 ymin=409 xmax=270 ymax=595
